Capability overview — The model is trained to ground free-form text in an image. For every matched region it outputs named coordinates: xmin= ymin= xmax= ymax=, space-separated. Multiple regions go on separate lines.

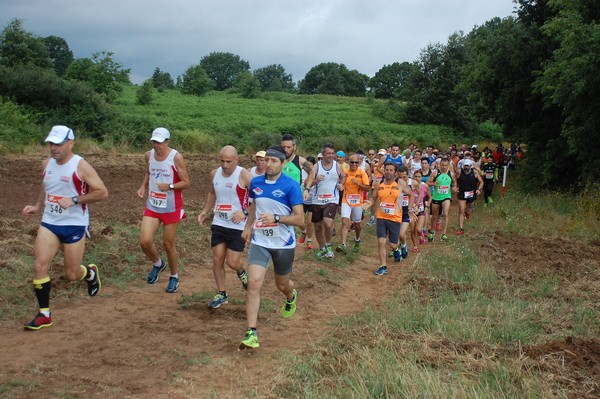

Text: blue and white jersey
xmin=249 ymin=173 xmax=304 ymax=249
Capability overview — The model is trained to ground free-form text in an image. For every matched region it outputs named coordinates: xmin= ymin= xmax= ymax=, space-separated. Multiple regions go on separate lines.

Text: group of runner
xmin=21 ymin=126 xmax=501 ymax=350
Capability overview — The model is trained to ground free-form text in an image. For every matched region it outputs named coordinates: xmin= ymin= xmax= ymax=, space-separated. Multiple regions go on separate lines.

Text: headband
xmin=265 ymin=148 xmax=286 ymax=161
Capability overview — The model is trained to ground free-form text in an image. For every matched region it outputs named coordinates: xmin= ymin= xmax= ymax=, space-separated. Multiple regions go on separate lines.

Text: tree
xmin=200 ymin=52 xmax=250 ymax=90
xmin=180 ymin=64 xmax=213 ymax=95
xmin=43 ymin=35 xmax=74 ymax=76
xmin=368 ymin=62 xmax=417 ymax=99
xmin=299 ymin=62 xmax=367 ymax=96
xmin=402 ymin=32 xmax=474 ymax=131
xmin=534 ymin=0 xmax=600 ymax=181
xmin=234 ymin=71 xmax=260 ymax=98
xmin=151 ymin=67 xmax=174 ymax=90
xmin=0 ymin=19 xmax=52 ymax=69
xmin=253 ymin=64 xmax=294 ymax=91
xmin=0 ymin=64 xmax=117 ymax=137
xmin=66 ymin=51 xmax=131 ymax=101
xmin=136 ymin=79 xmax=154 ymax=105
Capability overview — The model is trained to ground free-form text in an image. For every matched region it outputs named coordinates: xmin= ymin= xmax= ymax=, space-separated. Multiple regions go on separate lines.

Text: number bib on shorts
xmin=254 ymin=220 xmax=280 ymax=237
xmin=346 ymin=194 xmax=361 ymax=205
xmin=464 ymin=190 xmax=474 ymax=199
xmin=46 ymin=194 xmax=69 ymax=215
xmin=215 ymin=204 xmax=233 ymax=220
xmin=149 ymin=191 xmax=168 ymax=208
xmin=485 ymin=171 xmax=494 ymax=179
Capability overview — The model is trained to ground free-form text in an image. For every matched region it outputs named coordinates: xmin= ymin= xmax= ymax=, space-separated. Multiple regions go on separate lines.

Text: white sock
xmin=153 ymin=259 xmax=163 ymax=267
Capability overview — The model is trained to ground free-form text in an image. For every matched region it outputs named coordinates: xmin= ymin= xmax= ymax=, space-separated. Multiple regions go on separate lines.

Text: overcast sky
xmin=1 ymin=0 xmax=516 ymax=84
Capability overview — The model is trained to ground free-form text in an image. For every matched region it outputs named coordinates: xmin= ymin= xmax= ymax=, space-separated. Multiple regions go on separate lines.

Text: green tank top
xmin=432 ymin=172 xmax=452 ymax=201
xmin=283 ymin=154 xmax=302 ymax=185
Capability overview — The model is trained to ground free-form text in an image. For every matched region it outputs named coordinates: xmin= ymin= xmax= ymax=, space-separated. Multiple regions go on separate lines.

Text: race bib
xmin=149 ymin=191 xmax=168 ymax=208
xmin=254 ymin=220 xmax=280 ymax=237
xmin=419 ymin=204 xmax=425 ymax=212
xmin=346 ymin=194 xmax=361 ymax=205
xmin=485 ymin=171 xmax=494 ymax=179
xmin=379 ymin=202 xmax=396 ymax=215
xmin=438 ymin=185 xmax=449 ymax=194
xmin=317 ymin=193 xmax=333 ymax=203
xmin=215 ymin=204 xmax=233 ymax=220
xmin=464 ymin=190 xmax=474 ymax=199
xmin=402 ymin=194 xmax=409 ymax=207
xmin=45 ymin=194 xmax=69 ymax=215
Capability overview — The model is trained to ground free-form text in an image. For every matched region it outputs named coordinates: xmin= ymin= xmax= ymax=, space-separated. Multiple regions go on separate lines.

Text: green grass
xmin=111 ymin=86 xmax=466 ymax=154
xmin=266 ymin=221 xmax=596 ymax=398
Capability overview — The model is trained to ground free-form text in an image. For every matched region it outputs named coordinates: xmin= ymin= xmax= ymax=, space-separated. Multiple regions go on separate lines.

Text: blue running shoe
xmin=401 ymin=245 xmax=408 ymax=259
xmin=208 ymin=292 xmax=229 ymax=309
xmin=147 ymin=259 xmax=166 ymax=284
xmin=374 ymin=265 xmax=388 ymax=275
xmin=165 ymin=276 xmax=179 ymax=293
xmin=393 ymin=249 xmax=401 ymax=262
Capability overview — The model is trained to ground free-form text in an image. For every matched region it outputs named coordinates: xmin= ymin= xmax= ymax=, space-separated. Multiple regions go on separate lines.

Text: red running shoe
xmin=24 ymin=313 xmax=52 ymax=330
xmin=456 ymin=229 xmax=464 ymax=235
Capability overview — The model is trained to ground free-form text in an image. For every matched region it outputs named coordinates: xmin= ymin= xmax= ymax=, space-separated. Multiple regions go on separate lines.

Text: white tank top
xmin=250 ymin=166 xmax=264 ymax=178
xmin=42 ymin=155 xmax=89 ymax=226
xmin=312 ymin=161 xmax=340 ymax=205
xmin=147 ymin=149 xmax=182 ymax=213
xmin=212 ymin=166 xmax=248 ymax=231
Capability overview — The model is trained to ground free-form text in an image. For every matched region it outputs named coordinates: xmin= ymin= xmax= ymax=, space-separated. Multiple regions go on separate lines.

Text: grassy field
xmin=110 ymin=86 xmax=491 ymax=154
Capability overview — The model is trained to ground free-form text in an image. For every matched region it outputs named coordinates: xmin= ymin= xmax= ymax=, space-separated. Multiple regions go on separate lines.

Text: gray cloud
xmin=0 ymin=0 xmax=515 ymax=84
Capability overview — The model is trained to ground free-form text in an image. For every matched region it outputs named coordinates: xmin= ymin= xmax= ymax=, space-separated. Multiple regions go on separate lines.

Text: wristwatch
xmin=243 ymin=209 xmax=249 ymax=216
xmin=169 ymin=183 xmax=175 ymax=190
xmin=72 ymin=196 xmax=79 ymax=205
xmin=274 ymin=214 xmax=280 ymax=223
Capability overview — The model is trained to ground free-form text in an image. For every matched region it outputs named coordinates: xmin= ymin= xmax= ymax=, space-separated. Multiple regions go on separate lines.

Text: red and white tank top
xmin=212 ymin=166 xmax=249 ymax=231
xmin=42 ymin=155 xmax=89 ymax=226
xmin=147 ymin=149 xmax=183 ymax=214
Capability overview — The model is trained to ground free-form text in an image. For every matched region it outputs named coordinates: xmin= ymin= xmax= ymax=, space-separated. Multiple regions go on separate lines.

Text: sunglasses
xmin=349 ymin=161 xmax=360 ymax=164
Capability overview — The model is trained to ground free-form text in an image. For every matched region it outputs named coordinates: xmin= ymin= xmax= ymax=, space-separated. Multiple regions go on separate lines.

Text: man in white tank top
xmin=137 ymin=127 xmax=190 ymax=294
xmin=199 ymin=145 xmax=252 ymax=309
xmin=303 ymin=143 xmax=346 ymax=258
xmin=22 ymin=125 xmax=108 ymax=330
xmin=248 ymin=150 xmax=266 ymax=178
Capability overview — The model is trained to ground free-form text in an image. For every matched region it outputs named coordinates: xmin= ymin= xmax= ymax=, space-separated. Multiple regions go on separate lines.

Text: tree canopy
xmin=298 ymin=62 xmax=368 ymax=97
xmin=200 ymin=52 xmax=250 ymax=91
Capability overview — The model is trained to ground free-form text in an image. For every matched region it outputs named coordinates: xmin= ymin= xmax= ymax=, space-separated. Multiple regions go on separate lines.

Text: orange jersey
xmin=342 ymin=167 xmax=369 ymax=206
xmin=376 ymin=180 xmax=402 ymax=223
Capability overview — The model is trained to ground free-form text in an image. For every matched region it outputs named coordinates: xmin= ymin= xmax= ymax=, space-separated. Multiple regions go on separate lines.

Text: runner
xmin=301 ymin=156 xmax=317 ymax=249
xmin=281 ymin=133 xmax=308 ymax=186
xmin=378 ymin=143 xmax=403 ymax=173
xmin=198 ymin=145 xmax=251 ymax=309
xmin=303 ymin=143 xmax=346 ymax=258
xmin=138 ymin=127 xmax=190 ymax=293
xmin=249 ymin=150 xmax=266 ymax=178
xmin=481 ymin=154 xmax=498 ymax=206
xmin=367 ymin=149 xmax=386 ymax=226
xmin=238 ymin=146 xmax=305 ymax=350
xmin=22 ymin=125 xmax=108 ymax=330
xmin=397 ymin=166 xmax=416 ymax=259
xmin=337 ymin=154 xmax=370 ymax=254
xmin=365 ymin=162 xmax=415 ymax=275
xmin=426 ymin=158 xmax=456 ymax=242
xmin=409 ymin=169 xmax=428 ymax=252
xmin=455 ymin=159 xmax=484 ymax=235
